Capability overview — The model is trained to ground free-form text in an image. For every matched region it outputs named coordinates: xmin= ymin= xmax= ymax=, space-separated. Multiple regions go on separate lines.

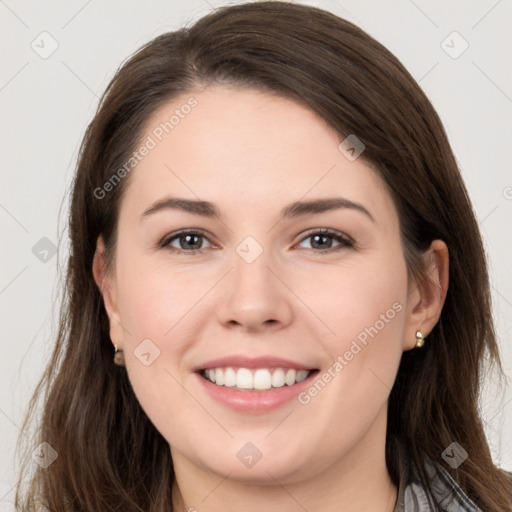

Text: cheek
xmin=303 ymin=252 xmax=408 ymax=409
xmin=114 ymin=258 xmax=201 ymax=436
xmin=308 ymin=253 xmax=408 ymax=353
xmin=115 ymin=255 xmax=204 ymax=342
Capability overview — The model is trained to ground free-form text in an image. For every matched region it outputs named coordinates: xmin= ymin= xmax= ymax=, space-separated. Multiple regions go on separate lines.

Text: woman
xmin=15 ymin=2 xmax=512 ymax=511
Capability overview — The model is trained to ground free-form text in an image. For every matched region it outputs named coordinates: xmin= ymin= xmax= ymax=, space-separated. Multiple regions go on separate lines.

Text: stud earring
xmin=114 ymin=344 xmax=125 ymax=366
xmin=415 ymin=331 xmax=425 ymax=348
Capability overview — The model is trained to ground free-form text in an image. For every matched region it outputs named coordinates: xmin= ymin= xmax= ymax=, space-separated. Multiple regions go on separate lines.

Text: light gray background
xmin=1 ymin=0 xmax=511 ymax=507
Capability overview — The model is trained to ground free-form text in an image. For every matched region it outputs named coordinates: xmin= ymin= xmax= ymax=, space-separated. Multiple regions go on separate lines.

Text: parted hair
xmin=15 ymin=2 xmax=512 ymax=511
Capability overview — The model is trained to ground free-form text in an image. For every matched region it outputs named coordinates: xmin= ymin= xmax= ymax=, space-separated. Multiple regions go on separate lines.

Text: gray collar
xmin=393 ymin=456 xmax=482 ymax=511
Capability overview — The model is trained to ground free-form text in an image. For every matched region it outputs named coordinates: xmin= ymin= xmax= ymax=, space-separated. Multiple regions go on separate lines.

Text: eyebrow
xmin=141 ymin=196 xmax=375 ymax=223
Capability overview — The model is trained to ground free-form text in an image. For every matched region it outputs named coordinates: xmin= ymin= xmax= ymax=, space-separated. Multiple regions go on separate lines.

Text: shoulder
xmin=395 ymin=457 xmax=483 ymax=512
xmin=429 ymin=463 xmax=482 ymax=512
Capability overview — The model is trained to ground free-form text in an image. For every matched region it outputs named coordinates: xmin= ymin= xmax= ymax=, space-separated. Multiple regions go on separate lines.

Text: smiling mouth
xmin=198 ymin=367 xmax=320 ymax=391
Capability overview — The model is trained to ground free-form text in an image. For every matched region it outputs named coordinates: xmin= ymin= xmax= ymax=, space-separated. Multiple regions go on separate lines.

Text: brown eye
xmin=297 ymin=229 xmax=354 ymax=253
xmin=160 ymin=230 xmax=213 ymax=254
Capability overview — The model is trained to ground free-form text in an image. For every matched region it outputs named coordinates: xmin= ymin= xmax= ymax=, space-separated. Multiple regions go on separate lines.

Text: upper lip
xmin=194 ymin=355 xmax=316 ymax=372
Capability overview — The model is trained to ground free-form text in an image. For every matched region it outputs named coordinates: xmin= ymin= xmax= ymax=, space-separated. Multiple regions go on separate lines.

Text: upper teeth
xmin=203 ymin=367 xmax=311 ymax=390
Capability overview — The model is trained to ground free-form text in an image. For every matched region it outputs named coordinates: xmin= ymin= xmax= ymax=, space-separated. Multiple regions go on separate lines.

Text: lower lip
xmin=195 ymin=370 xmax=319 ymax=414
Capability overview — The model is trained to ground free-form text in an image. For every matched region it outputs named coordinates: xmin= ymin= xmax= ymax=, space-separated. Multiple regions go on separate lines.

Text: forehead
xmin=120 ymin=85 xmax=395 ymax=223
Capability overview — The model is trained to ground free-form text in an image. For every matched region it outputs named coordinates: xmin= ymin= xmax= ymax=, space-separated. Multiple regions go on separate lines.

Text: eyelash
xmin=159 ymin=228 xmax=354 ymax=255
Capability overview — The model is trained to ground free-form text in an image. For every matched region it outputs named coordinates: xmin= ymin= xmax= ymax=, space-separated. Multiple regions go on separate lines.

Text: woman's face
xmin=96 ymin=85 xmax=431 ymax=485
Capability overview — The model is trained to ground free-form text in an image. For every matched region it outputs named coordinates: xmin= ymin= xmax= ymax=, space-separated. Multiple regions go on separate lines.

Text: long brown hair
xmin=15 ymin=2 xmax=512 ymax=510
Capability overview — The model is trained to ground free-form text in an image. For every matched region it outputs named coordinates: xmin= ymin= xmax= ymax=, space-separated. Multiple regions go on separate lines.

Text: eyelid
xmin=296 ymin=227 xmax=354 ymax=247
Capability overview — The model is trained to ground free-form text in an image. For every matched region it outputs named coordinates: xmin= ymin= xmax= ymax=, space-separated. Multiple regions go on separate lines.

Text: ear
xmin=92 ymin=236 xmax=124 ymax=348
xmin=403 ymin=239 xmax=449 ymax=351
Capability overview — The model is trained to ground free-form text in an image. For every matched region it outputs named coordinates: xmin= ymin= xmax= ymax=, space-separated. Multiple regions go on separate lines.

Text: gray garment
xmin=393 ymin=457 xmax=482 ymax=512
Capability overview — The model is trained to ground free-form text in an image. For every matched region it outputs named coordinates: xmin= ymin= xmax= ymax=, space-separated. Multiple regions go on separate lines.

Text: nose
xmin=215 ymin=247 xmax=294 ymax=333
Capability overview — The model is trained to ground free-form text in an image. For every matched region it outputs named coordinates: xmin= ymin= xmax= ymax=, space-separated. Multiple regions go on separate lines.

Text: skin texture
xmin=93 ymin=85 xmax=449 ymax=512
